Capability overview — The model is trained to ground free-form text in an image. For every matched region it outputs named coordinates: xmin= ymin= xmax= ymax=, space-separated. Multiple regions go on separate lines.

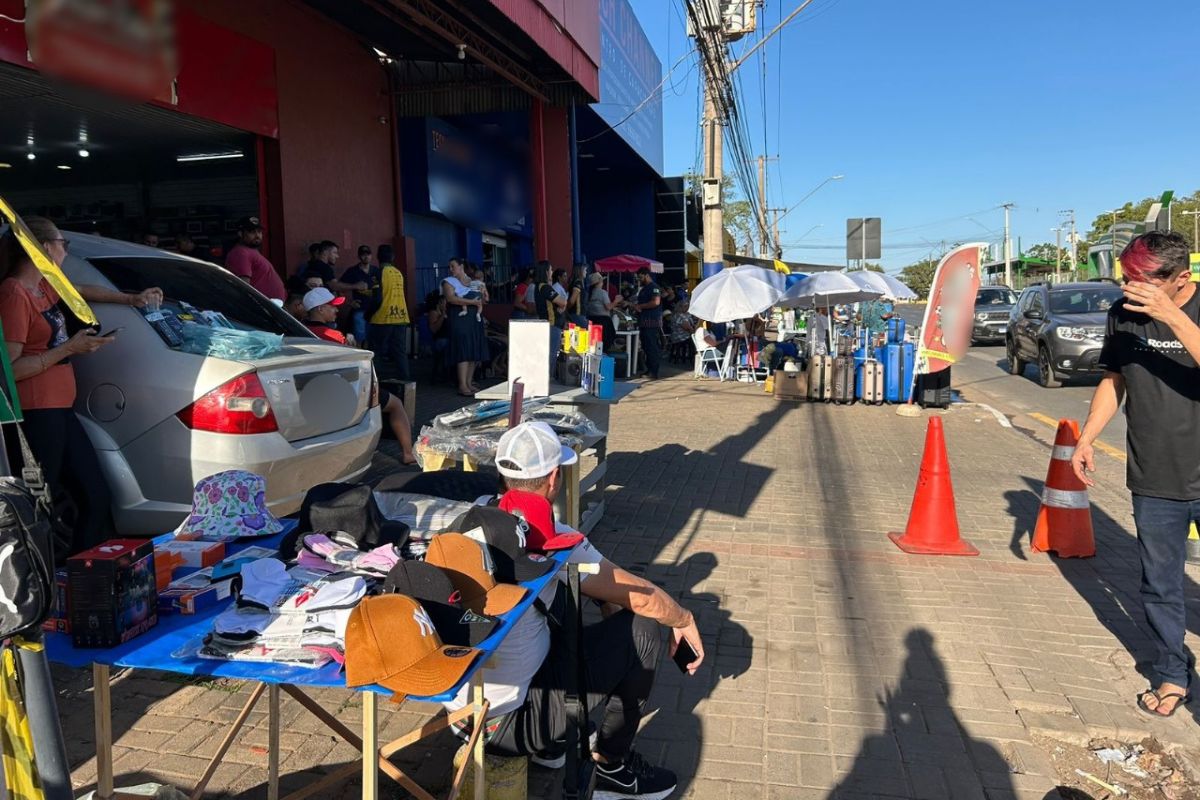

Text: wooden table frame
xmin=91 ymin=665 xmax=491 ymax=800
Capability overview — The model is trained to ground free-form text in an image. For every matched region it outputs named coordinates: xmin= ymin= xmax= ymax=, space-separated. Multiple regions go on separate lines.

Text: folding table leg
xmin=472 ymin=676 xmax=486 ymax=800
xmin=189 ymin=683 xmax=266 ymax=800
xmin=268 ymin=684 xmax=280 ymax=800
xmin=361 ymin=692 xmax=378 ymax=800
xmin=93 ymin=663 xmax=113 ymax=800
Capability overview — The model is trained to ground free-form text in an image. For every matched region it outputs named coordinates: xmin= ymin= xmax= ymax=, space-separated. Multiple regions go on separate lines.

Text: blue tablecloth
xmin=45 ymin=525 xmax=571 ymax=703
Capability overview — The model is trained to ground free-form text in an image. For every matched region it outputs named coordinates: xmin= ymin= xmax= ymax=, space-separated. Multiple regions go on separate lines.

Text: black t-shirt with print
xmin=1098 ymin=289 xmax=1200 ymax=500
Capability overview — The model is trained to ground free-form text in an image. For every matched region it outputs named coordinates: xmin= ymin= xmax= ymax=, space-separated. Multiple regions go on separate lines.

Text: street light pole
xmin=1051 ymin=227 xmax=1062 ymax=284
xmin=1182 ymin=210 xmax=1199 ymax=254
xmin=1001 ymin=202 xmax=1014 ymax=287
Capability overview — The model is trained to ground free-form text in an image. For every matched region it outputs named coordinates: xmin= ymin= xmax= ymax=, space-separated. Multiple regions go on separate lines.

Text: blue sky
xmin=632 ymin=0 xmax=1200 ymax=273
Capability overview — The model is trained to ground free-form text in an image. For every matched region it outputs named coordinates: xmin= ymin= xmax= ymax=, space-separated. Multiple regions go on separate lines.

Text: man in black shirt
xmin=632 ymin=266 xmax=663 ymax=379
xmin=1073 ymin=231 xmax=1200 ymax=718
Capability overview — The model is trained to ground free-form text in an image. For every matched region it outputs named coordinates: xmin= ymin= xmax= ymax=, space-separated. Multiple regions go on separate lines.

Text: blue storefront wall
xmin=579 ymin=166 xmax=655 ymax=263
xmin=398 ymin=113 xmax=535 ymax=299
xmin=592 ymin=0 xmax=663 ymax=175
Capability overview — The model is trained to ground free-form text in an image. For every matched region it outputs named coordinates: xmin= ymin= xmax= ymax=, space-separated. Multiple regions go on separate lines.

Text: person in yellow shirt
xmin=367 ymin=244 xmax=411 ymax=380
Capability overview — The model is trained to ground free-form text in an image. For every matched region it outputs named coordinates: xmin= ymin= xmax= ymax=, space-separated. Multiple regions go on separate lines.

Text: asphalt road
xmin=893 ymin=303 xmax=1129 ymax=459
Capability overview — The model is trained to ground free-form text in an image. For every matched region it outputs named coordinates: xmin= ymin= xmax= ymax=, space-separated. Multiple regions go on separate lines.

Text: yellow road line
xmin=1027 ymin=412 xmax=1127 ymax=462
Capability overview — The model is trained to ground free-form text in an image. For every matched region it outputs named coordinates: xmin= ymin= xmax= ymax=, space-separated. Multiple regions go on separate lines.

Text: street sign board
xmin=846 ymin=218 xmax=881 ymax=260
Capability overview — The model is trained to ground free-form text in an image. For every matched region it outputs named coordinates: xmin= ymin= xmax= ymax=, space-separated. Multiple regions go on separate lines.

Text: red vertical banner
xmin=917 ymin=243 xmax=984 ymax=375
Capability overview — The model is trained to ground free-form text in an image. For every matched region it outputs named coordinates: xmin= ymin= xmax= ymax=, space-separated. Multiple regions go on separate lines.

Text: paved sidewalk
xmin=57 ymin=367 xmax=1200 ymax=799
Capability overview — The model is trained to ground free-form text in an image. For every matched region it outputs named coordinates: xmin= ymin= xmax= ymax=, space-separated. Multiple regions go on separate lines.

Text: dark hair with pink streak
xmin=1119 ymin=231 xmax=1190 ymax=282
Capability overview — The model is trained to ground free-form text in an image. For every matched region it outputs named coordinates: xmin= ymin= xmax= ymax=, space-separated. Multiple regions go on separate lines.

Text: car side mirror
xmin=1024 ymin=309 xmax=1043 ymax=320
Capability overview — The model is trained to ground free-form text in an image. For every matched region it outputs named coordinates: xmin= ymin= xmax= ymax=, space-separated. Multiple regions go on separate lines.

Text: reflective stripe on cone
xmin=1031 ymin=419 xmax=1095 ymax=558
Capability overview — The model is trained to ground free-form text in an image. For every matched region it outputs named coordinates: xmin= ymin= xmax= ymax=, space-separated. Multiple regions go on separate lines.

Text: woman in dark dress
xmin=441 ymin=258 xmax=487 ymax=395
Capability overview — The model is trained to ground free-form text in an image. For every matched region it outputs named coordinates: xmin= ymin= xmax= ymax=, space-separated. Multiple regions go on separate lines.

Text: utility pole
xmin=700 ymin=76 xmax=724 ymax=279
xmin=1001 ymin=202 xmax=1014 ymax=287
xmin=756 ymin=155 xmax=765 ymax=256
xmin=770 ymin=208 xmax=782 ymax=259
xmin=1051 ymin=227 xmax=1062 ymax=284
xmin=1059 ymin=209 xmax=1077 ymax=277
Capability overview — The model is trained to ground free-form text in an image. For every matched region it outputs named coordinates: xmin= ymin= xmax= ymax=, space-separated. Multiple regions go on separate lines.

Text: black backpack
xmin=0 ymin=424 xmax=55 ymax=640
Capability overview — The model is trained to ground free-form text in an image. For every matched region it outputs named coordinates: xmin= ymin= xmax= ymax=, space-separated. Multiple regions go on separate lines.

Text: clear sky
xmin=632 ymin=0 xmax=1200 ymax=273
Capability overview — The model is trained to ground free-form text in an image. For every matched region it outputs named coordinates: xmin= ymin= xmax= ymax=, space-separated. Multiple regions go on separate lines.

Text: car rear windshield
xmin=1049 ymin=286 xmax=1122 ymax=314
xmin=87 ymin=256 xmax=309 ymax=337
xmin=976 ymin=288 xmax=1017 ymax=305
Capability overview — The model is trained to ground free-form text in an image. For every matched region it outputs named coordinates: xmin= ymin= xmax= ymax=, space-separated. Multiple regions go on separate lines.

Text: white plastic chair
xmin=693 ymin=327 xmax=726 ymax=380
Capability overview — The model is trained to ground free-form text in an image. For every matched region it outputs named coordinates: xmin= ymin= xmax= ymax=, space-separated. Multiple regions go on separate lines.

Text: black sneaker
xmin=594 ymin=750 xmax=677 ymax=800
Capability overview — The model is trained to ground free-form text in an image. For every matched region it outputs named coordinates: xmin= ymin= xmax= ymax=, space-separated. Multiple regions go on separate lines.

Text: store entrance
xmin=0 ymin=65 xmax=260 ymax=260
xmin=481 ymin=233 xmax=513 ymax=302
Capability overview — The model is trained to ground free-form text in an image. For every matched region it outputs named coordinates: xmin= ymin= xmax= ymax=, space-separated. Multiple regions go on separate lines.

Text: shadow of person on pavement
xmin=1005 ymin=477 xmax=1200 ymax=724
xmin=829 ymin=629 xmax=1014 ymax=799
xmin=636 ymin=551 xmax=753 ymax=800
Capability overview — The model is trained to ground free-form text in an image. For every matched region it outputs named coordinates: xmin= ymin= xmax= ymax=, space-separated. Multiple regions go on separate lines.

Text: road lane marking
xmin=1028 ymin=412 xmax=1126 ymax=462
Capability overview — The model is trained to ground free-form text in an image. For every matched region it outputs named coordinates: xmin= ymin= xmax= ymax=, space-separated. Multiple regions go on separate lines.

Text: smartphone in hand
xmin=99 ymin=327 xmax=123 ymax=338
xmin=673 ymin=638 xmax=699 ymax=674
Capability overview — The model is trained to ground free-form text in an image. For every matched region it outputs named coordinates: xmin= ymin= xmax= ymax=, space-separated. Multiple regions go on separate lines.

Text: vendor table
xmin=613 ymin=330 xmax=640 ymax=379
xmin=474 ymin=382 xmax=637 ymax=535
xmin=45 ymin=527 xmax=577 ymax=800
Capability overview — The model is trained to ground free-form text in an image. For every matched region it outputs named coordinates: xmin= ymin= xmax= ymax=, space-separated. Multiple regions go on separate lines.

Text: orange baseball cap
xmin=345 ymin=594 xmax=480 ymax=701
xmin=424 ymin=533 xmax=528 ymax=615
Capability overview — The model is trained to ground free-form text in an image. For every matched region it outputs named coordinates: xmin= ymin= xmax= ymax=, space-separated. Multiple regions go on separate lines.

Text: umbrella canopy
xmin=595 ymin=254 xmax=664 ymax=273
xmin=689 ymin=266 xmax=785 ymax=323
xmin=779 ymin=272 xmax=883 ymax=309
xmin=845 ymin=270 xmax=917 ymax=301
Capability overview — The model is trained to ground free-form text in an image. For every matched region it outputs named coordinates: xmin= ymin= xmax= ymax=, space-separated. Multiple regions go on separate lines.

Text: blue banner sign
xmin=593 ymin=0 xmax=663 ymax=175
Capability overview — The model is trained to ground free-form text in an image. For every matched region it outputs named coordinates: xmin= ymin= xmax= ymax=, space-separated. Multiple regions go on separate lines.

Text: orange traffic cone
xmin=1031 ymin=419 xmax=1095 ymax=558
xmin=888 ymin=417 xmax=979 ymax=556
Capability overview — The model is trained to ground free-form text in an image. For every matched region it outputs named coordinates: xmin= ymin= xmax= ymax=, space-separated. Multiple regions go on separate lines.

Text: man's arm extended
xmin=1071 ymin=371 xmax=1125 ymax=486
xmin=580 ymin=558 xmax=705 ymax=673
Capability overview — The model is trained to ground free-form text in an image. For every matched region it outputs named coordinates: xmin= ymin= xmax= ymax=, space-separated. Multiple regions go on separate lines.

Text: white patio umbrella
xmin=779 ymin=272 xmax=884 ymax=355
xmin=688 ymin=266 xmax=785 ymax=323
xmin=778 ymin=272 xmax=882 ymax=309
xmin=845 ymin=269 xmax=917 ymax=301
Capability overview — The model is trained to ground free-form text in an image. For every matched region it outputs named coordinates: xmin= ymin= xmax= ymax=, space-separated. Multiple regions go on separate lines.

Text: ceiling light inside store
xmin=57 ymin=164 xmax=71 ymax=170
xmin=0 ymin=163 xmax=11 ymax=169
xmin=176 ymin=151 xmax=244 ymax=163
xmin=26 ymin=152 xmax=35 ymax=160
xmin=78 ymin=149 xmax=89 ymax=158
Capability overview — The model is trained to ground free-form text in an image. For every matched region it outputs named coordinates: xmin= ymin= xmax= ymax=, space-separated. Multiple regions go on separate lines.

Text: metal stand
xmin=0 ymin=420 xmax=73 ymax=800
xmin=562 ymin=563 xmax=595 ymax=800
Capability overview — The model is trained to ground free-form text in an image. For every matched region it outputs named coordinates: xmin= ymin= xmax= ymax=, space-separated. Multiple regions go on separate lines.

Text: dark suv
xmin=972 ymin=285 xmax=1018 ymax=344
xmin=1006 ymin=282 xmax=1123 ymax=387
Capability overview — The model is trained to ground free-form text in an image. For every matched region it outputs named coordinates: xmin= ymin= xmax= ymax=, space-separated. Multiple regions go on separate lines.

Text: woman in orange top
xmin=0 ymin=217 xmax=162 ymax=553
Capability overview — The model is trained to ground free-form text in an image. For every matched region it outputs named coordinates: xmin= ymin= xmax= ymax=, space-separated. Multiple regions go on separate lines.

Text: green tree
xmin=848 ymin=263 xmax=884 ymax=272
xmin=1085 ymin=189 xmax=1200 ymax=252
xmin=900 ymin=258 xmax=937 ymax=299
xmin=1024 ymin=242 xmax=1067 ymax=264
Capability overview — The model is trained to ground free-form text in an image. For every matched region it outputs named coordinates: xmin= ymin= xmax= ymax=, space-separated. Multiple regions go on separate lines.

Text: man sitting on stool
xmin=445 ymin=421 xmax=704 ymax=800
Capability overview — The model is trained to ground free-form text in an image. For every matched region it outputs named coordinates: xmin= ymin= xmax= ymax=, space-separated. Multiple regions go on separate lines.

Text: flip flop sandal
xmin=1137 ymin=689 xmax=1192 ymax=718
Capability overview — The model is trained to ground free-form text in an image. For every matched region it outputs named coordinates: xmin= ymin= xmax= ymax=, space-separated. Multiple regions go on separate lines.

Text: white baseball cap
xmin=495 ymin=421 xmax=578 ymax=479
xmin=302 ymin=287 xmax=345 ymax=312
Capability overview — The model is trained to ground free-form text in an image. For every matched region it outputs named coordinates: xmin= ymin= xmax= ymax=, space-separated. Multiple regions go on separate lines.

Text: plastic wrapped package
xmin=523 ymin=408 xmax=604 ymax=438
xmin=433 ymin=397 xmax=549 ymax=429
xmin=177 ymin=323 xmax=283 ymax=360
xmin=373 ymin=491 xmax=474 ymax=534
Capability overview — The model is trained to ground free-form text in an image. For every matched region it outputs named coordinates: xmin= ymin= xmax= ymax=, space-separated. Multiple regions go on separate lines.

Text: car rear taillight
xmin=177 ymin=373 xmax=279 ymax=434
xmin=369 ymin=368 xmax=380 ymax=408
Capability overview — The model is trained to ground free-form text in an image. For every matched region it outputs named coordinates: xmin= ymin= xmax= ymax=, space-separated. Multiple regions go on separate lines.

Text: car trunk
xmin=250 ymin=341 xmax=373 ymax=442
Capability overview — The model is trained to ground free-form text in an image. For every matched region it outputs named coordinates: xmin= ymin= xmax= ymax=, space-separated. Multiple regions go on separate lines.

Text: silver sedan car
xmin=60 ymin=234 xmax=381 ymax=536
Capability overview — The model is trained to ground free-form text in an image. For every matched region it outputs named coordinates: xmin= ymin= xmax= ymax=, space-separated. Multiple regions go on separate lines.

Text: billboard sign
xmin=593 ymin=0 xmax=664 ymax=175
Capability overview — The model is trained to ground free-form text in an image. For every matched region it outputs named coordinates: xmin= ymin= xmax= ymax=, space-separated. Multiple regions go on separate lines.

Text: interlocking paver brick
xmin=53 ymin=370 xmax=1200 ymax=798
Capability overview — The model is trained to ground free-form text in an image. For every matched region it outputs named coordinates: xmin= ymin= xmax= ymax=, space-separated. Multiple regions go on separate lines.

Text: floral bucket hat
xmin=176 ymin=470 xmax=284 ymax=541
